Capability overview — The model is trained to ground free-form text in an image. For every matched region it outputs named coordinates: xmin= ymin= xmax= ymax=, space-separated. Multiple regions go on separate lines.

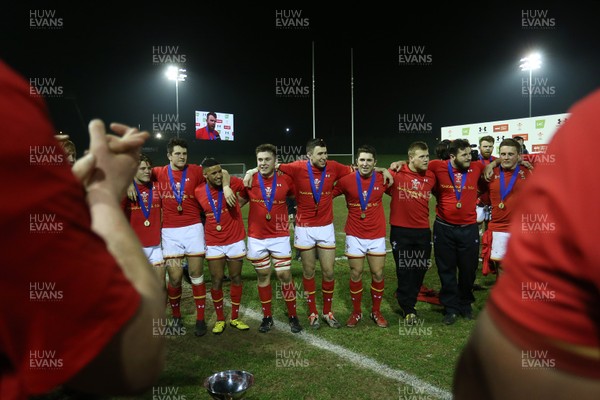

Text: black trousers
xmin=433 ymin=218 xmax=480 ymax=315
xmin=390 ymin=226 xmax=432 ymax=315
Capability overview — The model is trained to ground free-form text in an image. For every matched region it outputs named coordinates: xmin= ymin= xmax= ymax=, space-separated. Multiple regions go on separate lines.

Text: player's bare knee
xmin=371 ymin=271 xmax=384 ymax=282
xmin=303 ymin=269 xmax=316 ymax=280
xmin=188 ymin=264 xmax=204 ymax=276
xmin=169 ymin=274 xmax=182 ymax=287
xmin=275 ymin=268 xmax=292 ymax=283
xmin=322 ymin=271 xmax=335 ymax=281
xmin=351 ymin=271 xmax=363 ymax=281
xmin=257 ymin=275 xmax=270 ymax=286
xmin=210 ymin=270 xmax=224 ymax=289
xmin=229 ymin=274 xmax=242 ymax=285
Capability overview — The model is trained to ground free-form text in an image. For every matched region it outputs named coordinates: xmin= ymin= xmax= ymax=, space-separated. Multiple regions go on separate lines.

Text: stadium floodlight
xmin=165 ymin=66 xmax=187 ymax=137
xmin=519 ymin=53 xmax=542 ymax=118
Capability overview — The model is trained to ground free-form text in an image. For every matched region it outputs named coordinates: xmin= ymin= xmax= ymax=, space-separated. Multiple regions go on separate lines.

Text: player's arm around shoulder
xmin=332 ymin=179 xmax=344 ymax=198
xmin=221 ymin=169 xmax=237 ymax=207
xmin=232 ymin=176 xmax=249 ymax=207
xmin=243 ymin=167 xmax=258 ymax=188
xmin=374 ymin=166 xmax=393 ymax=186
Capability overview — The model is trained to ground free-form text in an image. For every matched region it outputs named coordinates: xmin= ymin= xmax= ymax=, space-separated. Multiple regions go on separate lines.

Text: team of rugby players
xmin=122 ymin=135 xmax=528 ymax=335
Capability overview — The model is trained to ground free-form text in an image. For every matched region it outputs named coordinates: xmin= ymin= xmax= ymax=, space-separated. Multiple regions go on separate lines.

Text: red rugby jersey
xmin=333 ymin=171 xmax=388 ymax=238
xmin=429 ymin=159 xmax=485 ymax=225
xmin=153 ymin=164 xmax=204 ymax=228
xmin=483 ymin=166 xmax=532 ymax=232
xmin=195 ymin=177 xmax=246 ymax=246
xmin=239 ymin=172 xmax=294 ymax=239
xmin=477 ymin=156 xmax=496 ymax=206
xmin=278 ymin=160 xmax=353 ymax=227
xmin=122 ymin=181 xmax=162 ymax=247
xmin=386 ymin=164 xmax=436 ymax=229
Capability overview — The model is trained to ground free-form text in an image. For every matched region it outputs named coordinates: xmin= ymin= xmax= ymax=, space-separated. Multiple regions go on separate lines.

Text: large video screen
xmin=195 ymin=111 xmax=234 ymax=141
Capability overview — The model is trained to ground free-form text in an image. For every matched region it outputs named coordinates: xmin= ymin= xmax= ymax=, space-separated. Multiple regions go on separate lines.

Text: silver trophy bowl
xmin=204 ymin=370 xmax=254 ymax=400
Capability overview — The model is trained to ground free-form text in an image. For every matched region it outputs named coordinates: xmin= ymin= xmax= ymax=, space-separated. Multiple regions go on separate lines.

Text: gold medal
xmin=498 ymin=202 xmax=505 ymax=209
xmin=144 ymin=220 xmax=150 ymax=227
xmin=177 ymin=205 xmax=183 ymax=212
xmin=360 ymin=212 xmax=366 ymax=219
xmin=456 ymin=202 xmax=462 ymax=209
xmin=266 ymin=213 xmax=271 ymax=221
xmin=216 ymin=225 xmax=222 ymax=232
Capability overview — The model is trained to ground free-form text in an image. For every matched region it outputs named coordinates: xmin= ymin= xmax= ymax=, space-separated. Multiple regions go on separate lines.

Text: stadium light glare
xmin=519 ymin=53 xmax=542 ymax=117
xmin=165 ymin=66 xmax=187 ymax=137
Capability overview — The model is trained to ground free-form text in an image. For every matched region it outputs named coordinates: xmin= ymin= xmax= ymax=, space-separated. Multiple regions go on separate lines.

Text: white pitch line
xmin=237 ymin=304 xmax=453 ymax=400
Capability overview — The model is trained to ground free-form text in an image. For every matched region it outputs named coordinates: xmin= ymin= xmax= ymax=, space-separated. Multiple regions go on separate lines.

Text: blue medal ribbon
xmin=168 ymin=164 xmax=187 ymax=208
xmin=355 ymin=171 xmax=376 ymax=215
xmin=258 ymin=173 xmax=277 ymax=214
xmin=479 ymin=155 xmax=494 ymax=166
xmin=307 ymin=161 xmax=326 ymax=208
xmin=448 ymin=161 xmax=468 ymax=205
xmin=499 ymin=165 xmax=520 ymax=203
xmin=205 ymin=184 xmax=223 ymax=225
xmin=133 ymin=181 xmax=152 ymax=220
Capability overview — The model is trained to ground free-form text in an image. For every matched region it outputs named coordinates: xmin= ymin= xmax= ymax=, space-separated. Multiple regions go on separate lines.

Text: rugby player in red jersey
xmin=386 ymin=141 xmax=436 ymax=325
xmin=122 ymin=154 xmax=165 ymax=301
xmin=332 ymin=145 xmax=390 ymax=328
xmin=245 ymin=138 xmax=392 ymax=329
xmin=239 ymin=144 xmax=302 ymax=333
xmin=478 ymin=138 xmax=531 ymax=276
xmin=393 ymin=139 xmax=487 ymax=325
xmin=128 ymin=139 xmax=234 ymax=337
xmin=195 ymin=158 xmax=249 ymax=334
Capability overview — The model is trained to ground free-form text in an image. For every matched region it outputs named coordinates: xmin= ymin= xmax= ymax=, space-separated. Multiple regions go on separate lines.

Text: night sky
xmin=3 ymin=3 xmax=600 ymax=166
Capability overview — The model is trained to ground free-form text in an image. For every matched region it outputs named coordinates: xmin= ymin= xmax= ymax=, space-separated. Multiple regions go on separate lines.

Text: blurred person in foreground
xmin=0 ymin=60 xmax=165 ymax=399
xmin=454 ymin=89 xmax=600 ymax=399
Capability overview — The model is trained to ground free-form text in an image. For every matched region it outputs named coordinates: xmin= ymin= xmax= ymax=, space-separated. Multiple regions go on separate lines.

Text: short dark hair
xmin=201 ymin=157 xmax=220 ymax=169
xmin=139 ymin=153 xmax=152 ymax=166
xmin=479 ymin=135 xmax=495 ymax=145
xmin=167 ymin=138 xmax=187 ymax=154
xmin=255 ymin=143 xmax=277 ymax=157
xmin=357 ymin=144 xmax=377 ymax=160
xmin=513 ymin=136 xmax=524 ymax=142
xmin=499 ymin=138 xmax=521 ymax=154
xmin=306 ymin=138 xmax=327 ymax=154
xmin=448 ymin=139 xmax=471 ymax=157
xmin=408 ymin=141 xmax=428 ymax=158
xmin=436 ymin=139 xmax=451 ymax=160
xmin=206 ymin=111 xmax=217 ymax=120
